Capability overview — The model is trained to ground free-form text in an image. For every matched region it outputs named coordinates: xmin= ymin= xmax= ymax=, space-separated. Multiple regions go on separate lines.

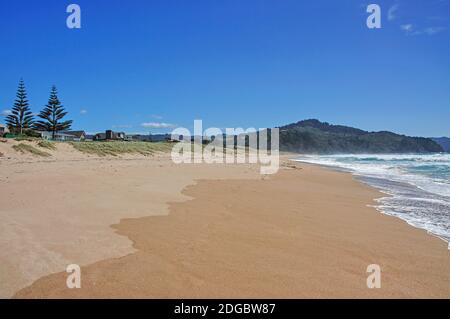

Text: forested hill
xmin=278 ymin=119 xmax=444 ymax=154
xmin=432 ymin=137 xmax=450 ymax=152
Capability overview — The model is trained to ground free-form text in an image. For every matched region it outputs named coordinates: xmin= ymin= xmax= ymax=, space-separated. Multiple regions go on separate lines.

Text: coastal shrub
xmin=69 ymin=141 xmax=173 ymax=156
xmin=24 ymin=129 xmax=42 ymax=138
xmin=10 ymin=128 xmax=41 ymax=138
xmin=12 ymin=143 xmax=51 ymax=157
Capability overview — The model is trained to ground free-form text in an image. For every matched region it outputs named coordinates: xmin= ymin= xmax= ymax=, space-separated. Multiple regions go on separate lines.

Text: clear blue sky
xmin=0 ymin=0 xmax=449 ymax=136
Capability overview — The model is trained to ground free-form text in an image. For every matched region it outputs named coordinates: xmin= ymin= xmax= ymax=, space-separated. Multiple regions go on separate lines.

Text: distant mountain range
xmin=278 ymin=119 xmax=444 ymax=154
xmin=432 ymin=137 xmax=450 ymax=152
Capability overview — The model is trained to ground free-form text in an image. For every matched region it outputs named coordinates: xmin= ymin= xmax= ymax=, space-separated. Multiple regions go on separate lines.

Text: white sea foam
xmin=294 ymin=154 xmax=450 ymax=246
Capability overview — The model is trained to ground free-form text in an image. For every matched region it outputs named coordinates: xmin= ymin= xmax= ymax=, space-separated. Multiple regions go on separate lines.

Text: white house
xmin=39 ymin=131 xmax=85 ymax=141
xmin=0 ymin=124 xmax=10 ymax=135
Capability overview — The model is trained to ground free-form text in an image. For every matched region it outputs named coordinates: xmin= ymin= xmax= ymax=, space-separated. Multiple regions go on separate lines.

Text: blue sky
xmin=0 ymin=0 xmax=449 ymax=136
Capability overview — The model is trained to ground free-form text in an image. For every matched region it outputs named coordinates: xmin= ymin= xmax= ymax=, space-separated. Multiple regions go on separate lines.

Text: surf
xmin=294 ymin=153 xmax=450 ymax=247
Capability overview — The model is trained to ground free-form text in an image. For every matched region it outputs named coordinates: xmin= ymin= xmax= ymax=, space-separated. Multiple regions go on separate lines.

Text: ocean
xmin=294 ymin=153 xmax=450 ymax=248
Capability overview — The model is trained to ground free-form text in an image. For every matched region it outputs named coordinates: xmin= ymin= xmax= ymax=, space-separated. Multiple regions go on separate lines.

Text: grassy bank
xmin=12 ymin=143 xmax=51 ymax=157
xmin=69 ymin=141 xmax=174 ymax=156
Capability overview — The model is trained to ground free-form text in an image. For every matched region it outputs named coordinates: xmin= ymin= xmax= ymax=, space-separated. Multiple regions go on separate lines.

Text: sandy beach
xmin=1 ymin=140 xmax=449 ymax=298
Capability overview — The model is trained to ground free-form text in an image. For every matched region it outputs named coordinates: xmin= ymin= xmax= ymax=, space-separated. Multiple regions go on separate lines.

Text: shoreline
xmin=10 ymin=158 xmax=450 ymax=298
xmin=291 ymin=158 xmax=450 ymax=249
xmin=370 ymin=193 xmax=450 ymax=249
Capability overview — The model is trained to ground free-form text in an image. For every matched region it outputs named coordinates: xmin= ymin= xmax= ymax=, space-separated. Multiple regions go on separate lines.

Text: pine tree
xmin=5 ymin=79 xmax=34 ymax=135
xmin=34 ymin=86 xmax=73 ymax=139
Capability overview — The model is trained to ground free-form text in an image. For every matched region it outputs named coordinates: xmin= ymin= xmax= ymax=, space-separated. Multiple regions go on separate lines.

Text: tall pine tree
xmin=5 ymin=79 xmax=34 ymax=134
xmin=34 ymin=86 xmax=73 ymax=139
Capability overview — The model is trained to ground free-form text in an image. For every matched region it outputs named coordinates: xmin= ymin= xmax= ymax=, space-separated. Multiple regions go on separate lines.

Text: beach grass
xmin=37 ymin=140 xmax=57 ymax=150
xmin=12 ymin=143 xmax=51 ymax=157
xmin=69 ymin=141 xmax=174 ymax=156
xmin=15 ymin=136 xmax=41 ymax=142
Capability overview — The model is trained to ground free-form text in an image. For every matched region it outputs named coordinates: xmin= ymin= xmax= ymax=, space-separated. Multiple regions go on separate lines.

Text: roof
xmin=61 ymin=131 xmax=86 ymax=138
xmin=41 ymin=131 xmax=79 ymax=138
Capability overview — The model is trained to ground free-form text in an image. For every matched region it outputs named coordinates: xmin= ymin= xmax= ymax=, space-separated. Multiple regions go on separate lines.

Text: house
xmin=40 ymin=131 xmax=76 ymax=141
xmin=93 ymin=133 xmax=106 ymax=141
xmin=107 ymin=130 xmax=125 ymax=140
xmin=61 ymin=131 xmax=86 ymax=141
xmin=39 ymin=130 xmax=86 ymax=141
xmin=94 ymin=130 xmax=126 ymax=141
xmin=0 ymin=124 xmax=10 ymax=135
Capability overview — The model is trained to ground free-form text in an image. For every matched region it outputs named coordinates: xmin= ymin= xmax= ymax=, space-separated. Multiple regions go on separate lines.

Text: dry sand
xmin=1 ymin=140 xmax=450 ymax=298
xmin=0 ymin=140 xmax=260 ymax=298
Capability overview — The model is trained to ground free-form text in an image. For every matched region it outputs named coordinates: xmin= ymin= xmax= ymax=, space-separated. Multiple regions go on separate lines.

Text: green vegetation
xmin=278 ymin=119 xmax=444 ymax=154
xmin=15 ymin=135 xmax=41 ymax=142
xmin=4 ymin=80 xmax=74 ymax=139
xmin=432 ymin=137 xmax=450 ymax=152
xmin=34 ymin=86 xmax=72 ymax=139
xmin=69 ymin=141 xmax=173 ymax=156
xmin=37 ymin=140 xmax=57 ymax=150
xmin=12 ymin=143 xmax=51 ymax=157
xmin=8 ymin=129 xmax=41 ymax=140
xmin=5 ymin=79 xmax=34 ymax=135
